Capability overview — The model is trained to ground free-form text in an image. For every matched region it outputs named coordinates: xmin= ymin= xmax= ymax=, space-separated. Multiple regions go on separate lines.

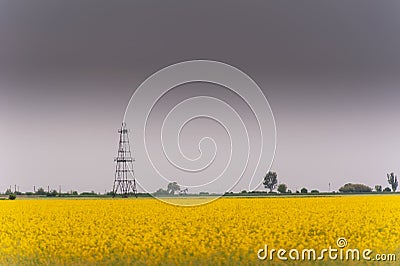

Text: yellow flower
xmin=0 ymin=196 xmax=399 ymax=265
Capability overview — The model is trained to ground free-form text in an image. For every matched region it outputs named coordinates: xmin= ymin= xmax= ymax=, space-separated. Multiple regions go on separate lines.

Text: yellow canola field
xmin=0 ymin=196 xmax=399 ymax=265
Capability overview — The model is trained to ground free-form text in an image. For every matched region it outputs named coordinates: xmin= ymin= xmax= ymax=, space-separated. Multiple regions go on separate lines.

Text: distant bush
xmin=277 ymin=184 xmax=287 ymax=194
xmin=199 ymin=192 xmax=209 ymax=195
xmin=241 ymin=190 xmax=247 ymax=194
xmin=375 ymin=185 xmax=382 ymax=192
xmin=46 ymin=190 xmax=58 ymax=197
xmin=310 ymin=189 xmax=319 ymax=194
xmin=300 ymin=188 xmax=308 ymax=194
xmin=80 ymin=191 xmax=97 ymax=196
xmin=339 ymin=183 xmax=372 ymax=193
xmin=153 ymin=188 xmax=168 ymax=195
xmin=383 ymin=187 xmax=392 ymax=192
xmin=35 ymin=187 xmax=47 ymax=195
xmin=8 ymin=194 xmax=16 ymax=200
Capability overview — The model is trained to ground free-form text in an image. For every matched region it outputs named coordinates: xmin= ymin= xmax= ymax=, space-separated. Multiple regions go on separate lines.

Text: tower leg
xmin=112 ymin=182 xmax=116 ymax=198
xmin=133 ymin=180 xmax=137 ymax=198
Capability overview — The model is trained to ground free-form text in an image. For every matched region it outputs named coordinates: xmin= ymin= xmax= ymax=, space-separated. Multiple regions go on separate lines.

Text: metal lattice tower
xmin=112 ymin=122 xmax=137 ymax=198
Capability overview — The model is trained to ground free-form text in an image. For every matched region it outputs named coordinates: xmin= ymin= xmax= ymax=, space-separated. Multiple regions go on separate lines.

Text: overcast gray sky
xmin=1 ymin=0 xmax=400 ymax=193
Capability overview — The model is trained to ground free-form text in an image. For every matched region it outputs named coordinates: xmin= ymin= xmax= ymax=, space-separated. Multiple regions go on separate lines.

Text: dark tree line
xmin=263 ymin=171 xmax=399 ymax=194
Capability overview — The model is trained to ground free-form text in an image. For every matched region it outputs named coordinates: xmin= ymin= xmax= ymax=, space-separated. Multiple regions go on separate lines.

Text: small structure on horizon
xmin=112 ymin=122 xmax=137 ymax=198
xmin=179 ymin=188 xmax=188 ymax=195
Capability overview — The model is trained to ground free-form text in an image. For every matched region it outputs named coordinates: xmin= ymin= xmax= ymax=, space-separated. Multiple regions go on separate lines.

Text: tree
xmin=277 ymin=184 xmax=287 ymax=194
xmin=300 ymin=187 xmax=308 ymax=194
xmin=8 ymin=194 xmax=16 ymax=200
xmin=387 ymin=172 xmax=398 ymax=192
xmin=5 ymin=188 xmax=12 ymax=195
xmin=167 ymin=182 xmax=180 ymax=195
xmin=263 ymin=171 xmax=278 ymax=192
xmin=339 ymin=183 xmax=372 ymax=193
xmin=375 ymin=185 xmax=382 ymax=192
xmin=311 ymin=189 xmax=319 ymax=194
xmin=35 ymin=187 xmax=46 ymax=195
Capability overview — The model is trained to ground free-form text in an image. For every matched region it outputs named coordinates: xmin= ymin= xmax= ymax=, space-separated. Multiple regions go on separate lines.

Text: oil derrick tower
xmin=112 ymin=122 xmax=137 ymax=198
